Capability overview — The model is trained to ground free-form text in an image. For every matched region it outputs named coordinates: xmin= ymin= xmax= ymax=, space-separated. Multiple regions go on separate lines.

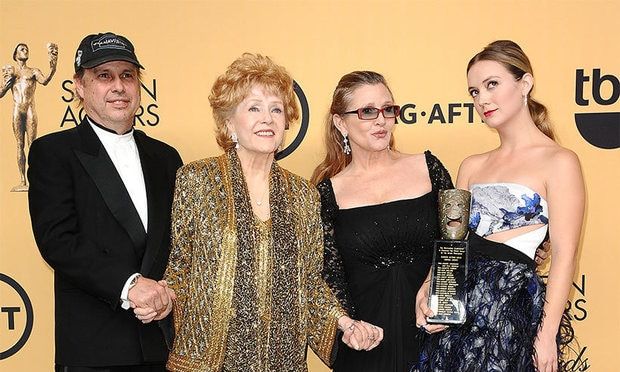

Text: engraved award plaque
xmin=427 ymin=189 xmax=471 ymax=324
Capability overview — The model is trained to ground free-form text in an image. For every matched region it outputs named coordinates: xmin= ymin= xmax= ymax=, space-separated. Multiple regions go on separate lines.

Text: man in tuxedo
xmin=28 ymin=32 xmax=182 ymax=371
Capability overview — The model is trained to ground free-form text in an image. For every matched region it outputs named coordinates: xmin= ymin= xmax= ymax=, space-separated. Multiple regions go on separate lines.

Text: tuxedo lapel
xmin=135 ymin=131 xmax=168 ymax=275
xmin=74 ymin=120 xmax=147 ymax=258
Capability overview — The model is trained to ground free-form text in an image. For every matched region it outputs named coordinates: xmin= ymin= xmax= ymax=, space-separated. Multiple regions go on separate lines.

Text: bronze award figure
xmin=427 ymin=189 xmax=471 ymax=324
xmin=1 ymin=42 xmax=58 ymax=192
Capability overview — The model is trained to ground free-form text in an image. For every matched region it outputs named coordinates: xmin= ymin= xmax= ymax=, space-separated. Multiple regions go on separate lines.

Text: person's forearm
xmin=538 ymin=253 xmax=577 ymax=338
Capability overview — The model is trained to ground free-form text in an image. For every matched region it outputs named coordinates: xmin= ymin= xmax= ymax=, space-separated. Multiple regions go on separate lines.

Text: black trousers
xmin=55 ymin=364 xmax=166 ymax=372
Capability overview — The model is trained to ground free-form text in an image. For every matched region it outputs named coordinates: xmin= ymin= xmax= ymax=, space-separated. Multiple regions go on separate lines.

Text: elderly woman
xmin=162 ymin=54 xmax=382 ymax=371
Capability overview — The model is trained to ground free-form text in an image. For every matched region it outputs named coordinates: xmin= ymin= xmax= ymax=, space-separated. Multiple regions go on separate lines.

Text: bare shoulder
xmin=394 ymin=151 xmax=427 ymax=170
xmin=329 ymin=167 xmax=351 ymax=194
xmin=460 ymin=151 xmax=490 ymax=170
xmin=544 ymin=145 xmax=582 ymax=179
xmin=456 ymin=151 xmax=490 ymax=188
xmin=547 ymin=145 xmax=580 ymax=162
xmin=541 ymin=145 xmax=585 ymax=224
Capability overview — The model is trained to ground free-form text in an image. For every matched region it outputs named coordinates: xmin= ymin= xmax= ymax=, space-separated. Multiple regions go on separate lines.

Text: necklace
xmin=254 ymin=182 xmax=269 ymax=206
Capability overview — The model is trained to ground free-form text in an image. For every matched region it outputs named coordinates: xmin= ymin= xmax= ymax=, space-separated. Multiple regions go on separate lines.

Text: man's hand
xmin=133 ymin=280 xmax=175 ymax=324
xmin=128 ymin=276 xmax=170 ymax=312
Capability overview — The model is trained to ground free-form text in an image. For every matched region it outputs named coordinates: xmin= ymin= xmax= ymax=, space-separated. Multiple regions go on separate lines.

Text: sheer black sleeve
xmin=317 ymin=179 xmax=355 ymax=316
xmin=424 ymin=150 xmax=454 ymax=192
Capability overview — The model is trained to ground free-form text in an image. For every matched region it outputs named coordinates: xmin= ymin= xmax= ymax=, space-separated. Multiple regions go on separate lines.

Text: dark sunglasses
xmin=341 ymin=105 xmax=401 ymax=120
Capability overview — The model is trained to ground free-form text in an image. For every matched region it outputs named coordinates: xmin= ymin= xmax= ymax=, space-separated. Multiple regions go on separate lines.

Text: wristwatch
xmin=128 ymin=274 xmax=142 ymax=290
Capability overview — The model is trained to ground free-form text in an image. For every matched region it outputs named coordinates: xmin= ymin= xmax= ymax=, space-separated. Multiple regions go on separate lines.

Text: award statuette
xmin=427 ymin=189 xmax=471 ymax=325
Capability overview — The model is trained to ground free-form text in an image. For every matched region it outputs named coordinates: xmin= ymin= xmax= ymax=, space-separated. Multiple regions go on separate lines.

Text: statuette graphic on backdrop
xmin=1 ymin=42 xmax=58 ymax=192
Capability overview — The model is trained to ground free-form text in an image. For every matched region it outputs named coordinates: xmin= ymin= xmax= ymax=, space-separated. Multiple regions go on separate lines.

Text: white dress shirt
xmin=89 ymin=119 xmax=147 ymax=309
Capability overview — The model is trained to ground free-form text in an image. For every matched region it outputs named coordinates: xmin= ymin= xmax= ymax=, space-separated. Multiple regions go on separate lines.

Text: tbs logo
xmin=0 ymin=274 xmax=33 ymax=359
xmin=574 ymin=69 xmax=620 ymax=149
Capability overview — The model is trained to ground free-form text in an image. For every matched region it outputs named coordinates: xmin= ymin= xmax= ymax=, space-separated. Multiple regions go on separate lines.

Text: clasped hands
xmin=337 ymin=316 xmax=383 ymax=351
xmin=128 ymin=277 xmax=175 ymax=324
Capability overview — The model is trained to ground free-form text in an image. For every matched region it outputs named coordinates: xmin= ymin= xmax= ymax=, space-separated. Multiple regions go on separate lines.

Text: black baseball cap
xmin=74 ymin=32 xmax=144 ymax=72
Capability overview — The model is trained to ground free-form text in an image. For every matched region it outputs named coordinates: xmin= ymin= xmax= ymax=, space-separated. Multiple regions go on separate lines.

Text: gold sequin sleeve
xmin=164 ymin=158 xmax=232 ymax=371
xmin=164 ymin=162 xmax=196 ymax=308
xmin=293 ymin=177 xmax=347 ymax=366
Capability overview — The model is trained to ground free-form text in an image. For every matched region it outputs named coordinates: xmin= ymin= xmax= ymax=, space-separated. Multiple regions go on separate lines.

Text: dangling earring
xmin=523 ymin=95 xmax=528 ymax=106
xmin=342 ymin=133 xmax=351 ymax=155
xmin=231 ymin=133 xmax=239 ymax=149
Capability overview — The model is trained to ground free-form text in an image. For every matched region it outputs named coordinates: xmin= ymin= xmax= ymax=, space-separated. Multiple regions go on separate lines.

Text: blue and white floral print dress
xmin=417 ymin=183 xmax=574 ymax=372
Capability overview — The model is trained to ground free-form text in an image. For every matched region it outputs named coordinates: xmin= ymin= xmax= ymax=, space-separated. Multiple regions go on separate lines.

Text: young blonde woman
xmin=416 ymin=40 xmax=583 ymax=372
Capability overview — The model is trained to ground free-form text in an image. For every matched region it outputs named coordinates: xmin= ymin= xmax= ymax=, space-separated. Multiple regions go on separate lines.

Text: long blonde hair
xmin=310 ymin=71 xmax=395 ymax=185
xmin=467 ymin=40 xmax=555 ymax=140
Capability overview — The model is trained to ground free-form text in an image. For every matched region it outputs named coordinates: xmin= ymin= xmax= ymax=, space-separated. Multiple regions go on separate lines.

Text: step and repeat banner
xmin=1 ymin=1 xmax=618 ymax=370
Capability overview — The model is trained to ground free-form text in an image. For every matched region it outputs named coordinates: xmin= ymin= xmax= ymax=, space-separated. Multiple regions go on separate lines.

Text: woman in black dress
xmin=311 ymin=71 xmax=453 ymax=371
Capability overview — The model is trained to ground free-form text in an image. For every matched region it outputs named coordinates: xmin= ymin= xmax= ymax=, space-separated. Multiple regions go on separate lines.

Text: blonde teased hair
xmin=209 ymin=53 xmax=300 ymax=151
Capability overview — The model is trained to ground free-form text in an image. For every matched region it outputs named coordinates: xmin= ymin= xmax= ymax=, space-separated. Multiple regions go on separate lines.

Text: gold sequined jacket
xmin=165 ymin=152 xmax=345 ymax=371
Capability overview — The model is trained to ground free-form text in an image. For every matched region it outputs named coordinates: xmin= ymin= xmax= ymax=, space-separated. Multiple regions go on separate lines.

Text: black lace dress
xmin=318 ymin=151 xmax=453 ymax=372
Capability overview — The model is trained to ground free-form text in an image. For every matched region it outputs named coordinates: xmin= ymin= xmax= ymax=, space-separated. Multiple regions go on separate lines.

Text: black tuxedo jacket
xmin=28 ymin=119 xmax=182 ymax=366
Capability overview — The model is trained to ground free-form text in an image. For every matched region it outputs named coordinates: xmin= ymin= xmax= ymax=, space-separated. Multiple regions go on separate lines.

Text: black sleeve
xmin=27 ymin=137 xmax=134 ymax=308
xmin=425 ymin=150 xmax=454 ymax=191
xmin=317 ymin=180 xmax=355 ymax=317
